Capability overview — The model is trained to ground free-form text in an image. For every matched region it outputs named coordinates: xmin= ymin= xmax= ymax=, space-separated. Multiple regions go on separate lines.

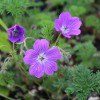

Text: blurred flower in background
xmin=7 ymin=24 xmax=25 ymax=43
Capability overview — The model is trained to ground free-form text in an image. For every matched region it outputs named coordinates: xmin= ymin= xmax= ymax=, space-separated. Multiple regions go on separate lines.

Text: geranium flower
xmin=23 ymin=39 xmax=61 ymax=78
xmin=7 ymin=24 xmax=25 ymax=43
xmin=54 ymin=11 xmax=82 ymax=38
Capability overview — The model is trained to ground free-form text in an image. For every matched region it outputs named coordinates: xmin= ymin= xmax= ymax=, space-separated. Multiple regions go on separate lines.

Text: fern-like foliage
xmin=65 ymin=65 xmax=100 ymax=100
xmin=72 ymin=42 xmax=100 ymax=68
xmin=40 ymin=20 xmax=54 ymax=42
xmin=0 ymin=0 xmax=29 ymax=16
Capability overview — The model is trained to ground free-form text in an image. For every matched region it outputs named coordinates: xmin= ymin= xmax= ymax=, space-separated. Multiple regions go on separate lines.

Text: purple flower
xmin=54 ymin=11 xmax=82 ymax=38
xmin=23 ymin=39 xmax=61 ymax=78
xmin=7 ymin=24 xmax=25 ymax=43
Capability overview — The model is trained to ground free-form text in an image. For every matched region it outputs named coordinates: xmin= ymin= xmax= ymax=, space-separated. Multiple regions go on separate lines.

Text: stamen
xmin=37 ymin=53 xmax=47 ymax=64
xmin=12 ymin=29 xmax=18 ymax=36
xmin=61 ymin=26 xmax=69 ymax=33
xmin=39 ymin=56 xmax=45 ymax=61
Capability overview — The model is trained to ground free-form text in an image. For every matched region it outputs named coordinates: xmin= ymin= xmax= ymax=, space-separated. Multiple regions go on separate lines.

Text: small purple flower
xmin=7 ymin=24 xmax=25 ymax=43
xmin=54 ymin=11 xmax=82 ymax=38
xmin=23 ymin=39 xmax=61 ymax=78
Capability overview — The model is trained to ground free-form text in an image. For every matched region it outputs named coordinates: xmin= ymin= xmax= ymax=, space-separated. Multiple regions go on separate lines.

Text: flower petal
xmin=59 ymin=12 xmax=72 ymax=25
xmin=68 ymin=29 xmax=81 ymax=35
xmin=63 ymin=29 xmax=81 ymax=38
xmin=8 ymin=35 xmax=19 ymax=43
xmin=44 ymin=61 xmax=58 ymax=75
xmin=46 ymin=47 xmax=62 ymax=61
xmin=62 ymin=34 xmax=71 ymax=38
xmin=23 ymin=49 xmax=38 ymax=65
xmin=33 ymin=39 xmax=49 ymax=53
xmin=29 ymin=62 xmax=44 ymax=78
xmin=17 ymin=34 xmax=25 ymax=43
xmin=54 ymin=19 xmax=61 ymax=32
xmin=68 ymin=17 xmax=82 ymax=30
xmin=7 ymin=27 xmax=14 ymax=35
xmin=16 ymin=24 xmax=25 ymax=35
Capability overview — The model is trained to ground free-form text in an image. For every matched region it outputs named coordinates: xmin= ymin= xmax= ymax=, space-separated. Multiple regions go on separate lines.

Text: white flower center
xmin=37 ymin=53 xmax=47 ymax=64
xmin=61 ymin=26 xmax=69 ymax=33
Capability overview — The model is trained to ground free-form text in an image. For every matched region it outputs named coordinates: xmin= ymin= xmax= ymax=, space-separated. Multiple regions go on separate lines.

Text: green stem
xmin=13 ymin=43 xmax=15 ymax=51
xmin=16 ymin=63 xmax=26 ymax=76
xmin=42 ymin=77 xmax=51 ymax=99
xmin=54 ymin=33 xmax=61 ymax=46
xmin=12 ymin=43 xmax=16 ymax=62
xmin=0 ymin=94 xmax=14 ymax=100
xmin=12 ymin=43 xmax=27 ymax=76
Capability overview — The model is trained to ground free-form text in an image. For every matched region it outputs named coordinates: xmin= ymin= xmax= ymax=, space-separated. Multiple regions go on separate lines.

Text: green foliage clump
xmin=65 ymin=0 xmax=94 ymax=16
xmin=65 ymin=65 xmax=100 ymax=100
xmin=65 ymin=6 xmax=86 ymax=16
xmin=0 ymin=71 xmax=14 ymax=86
xmin=67 ymin=0 xmax=94 ymax=6
xmin=40 ymin=20 xmax=54 ymax=41
xmin=53 ymin=65 xmax=73 ymax=90
xmin=0 ymin=0 xmax=29 ymax=16
xmin=50 ymin=0 xmax=66 ymax=6
xmin=72 ymin=42 xmax=100 ymax=68
xmin=33 ymin=13 xmax=54 ymax=25
xmin=85 ymin=15 xmax=100 ymax=32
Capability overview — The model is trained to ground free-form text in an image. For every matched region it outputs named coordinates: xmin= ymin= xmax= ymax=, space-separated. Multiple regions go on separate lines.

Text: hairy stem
xmin=54 ymin=33 xmax=61 ymax=46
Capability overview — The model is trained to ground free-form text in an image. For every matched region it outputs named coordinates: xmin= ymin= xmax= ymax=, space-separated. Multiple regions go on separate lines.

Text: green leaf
xmin=0 ymin=86 xmax=9 ymax=96
xmin=0 ymin=19 xmax=8 ymax=31
xmin=65 ymin=86 xmax=75 ymax=94
xmin=0 ymin=31 xmax=12 ymax=52
xmin=0 ymin=86 xmax=14 ymax=100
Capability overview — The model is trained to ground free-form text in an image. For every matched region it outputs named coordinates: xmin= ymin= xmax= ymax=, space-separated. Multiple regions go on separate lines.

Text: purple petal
xmin=69 ymin=29 xmax=81 ymax=35
xmin=29 ymin=62 xmax=44 ymax=78
xmin=13 ymin=24 xmax=25 ymax=35
xmin=68 ymin=17 xmax=82 ymax=30
xmin=7 ymin=27 xmax=14 ymax=35
xmin=46 ymin=47 xmax=62 ymax=61
xmin=8 ymin=35 xmax=19 ymax=43
xmin=63 ymin=29 xmax=81 ymax=38
xmin=23 ymin=49 xmax=38 ymax=65
xmin=59 ymin=12 xmax=72 ymax=25
xmin=54 ymin=19 xmax=61 ymax=32
xmin=44 ymin=61 xmax=58 ymax=75
xmin=17 ymin=34 xmax=25 ymax=43
xmin=8 ymin=34 xmax=25 ymax=43
xmin=62 ymin=34 xmax=71 ymax=38
xmin=33 ymin=39 xmax=49 ymax=53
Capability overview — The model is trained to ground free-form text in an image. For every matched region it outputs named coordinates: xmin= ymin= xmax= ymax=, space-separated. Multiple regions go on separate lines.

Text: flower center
xmin=61 ymin=26 xmax=69 ymax=33
xmin=12 ymin=29 xmax=18 ymax=36
xmin=37 ymin=53 xmax=47 ymax=64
